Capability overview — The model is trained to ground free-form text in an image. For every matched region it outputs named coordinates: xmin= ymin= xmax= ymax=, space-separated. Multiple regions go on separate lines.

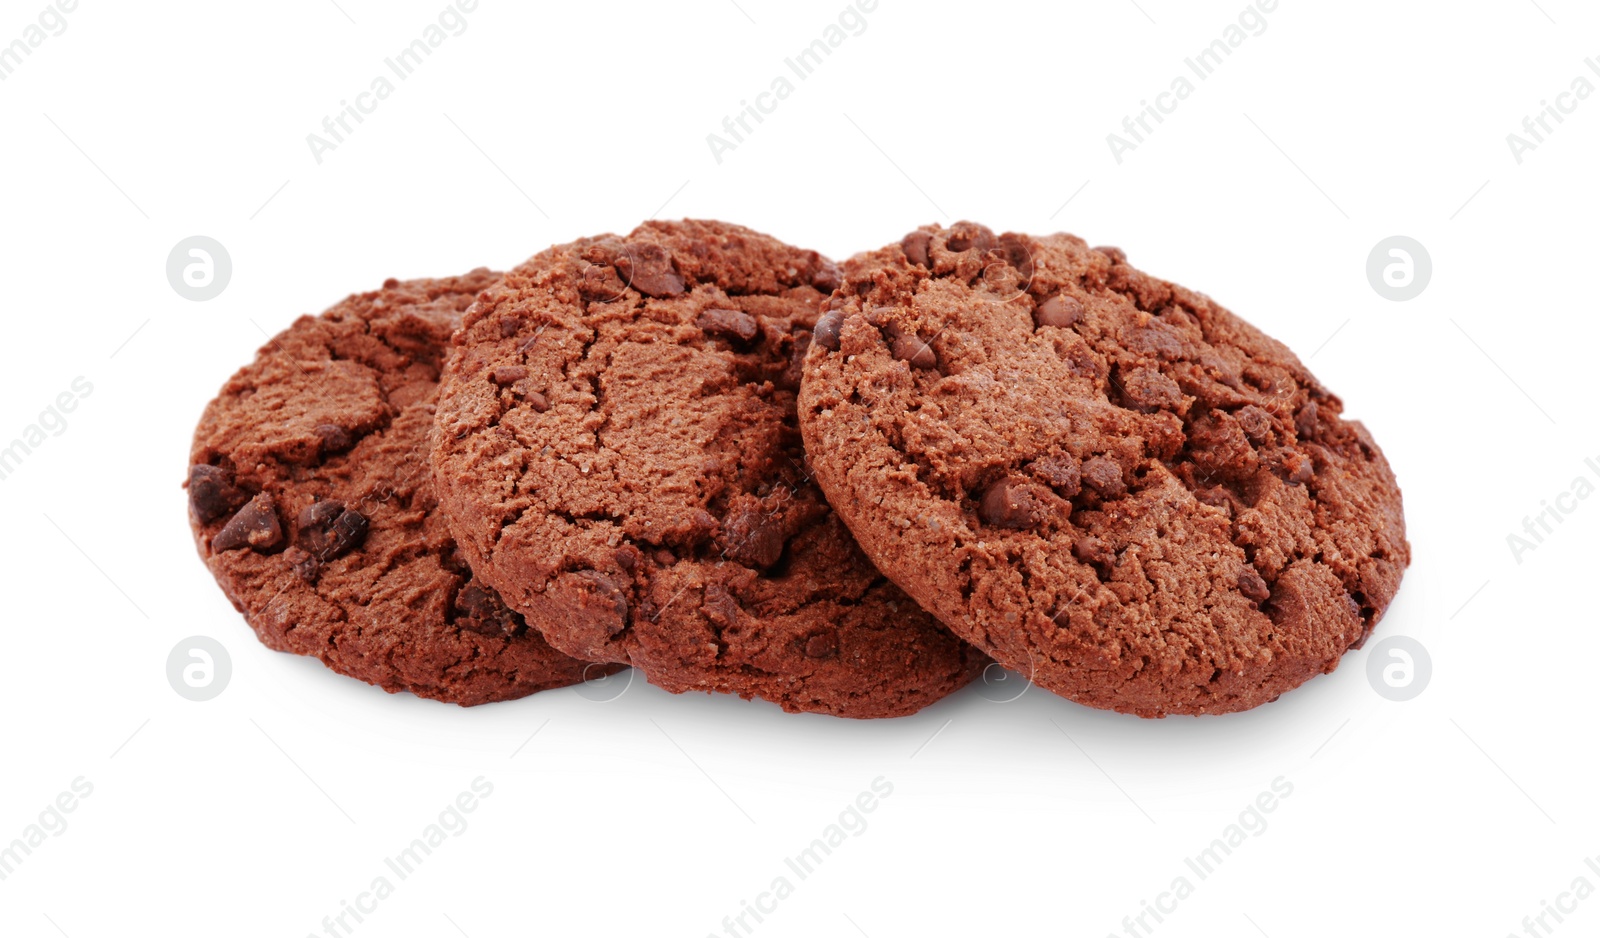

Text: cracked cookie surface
xmin=798 ymin=223 xmax=1409 ymax=717
xmin=431 ymin=220 xmax=984 ymax=718
xmin=187 ymin=271 xmax=615 ymax=706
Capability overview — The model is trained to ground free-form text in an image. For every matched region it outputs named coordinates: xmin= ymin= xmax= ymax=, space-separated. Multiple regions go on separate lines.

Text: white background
xmin=1 ymin=1 xmax=1596 ymax=936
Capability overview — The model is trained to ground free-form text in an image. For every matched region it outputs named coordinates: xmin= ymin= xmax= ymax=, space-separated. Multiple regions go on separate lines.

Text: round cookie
xmin=798 ymin=222 xmax=1409 ymax=717
xmin=187 ymin=271 xmax=618 ymax=706
xmin=431 ymin=220 xmax=985 ymax=718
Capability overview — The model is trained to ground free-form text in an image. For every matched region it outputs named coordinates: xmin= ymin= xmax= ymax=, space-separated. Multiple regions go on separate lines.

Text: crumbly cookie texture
xmin=431 ymin=220 xmax=985 ymax=718
xmin=799 ymin=222 xmax=1409 ymax=717
xmin=188 ymin=271 xmax=615 ymax=706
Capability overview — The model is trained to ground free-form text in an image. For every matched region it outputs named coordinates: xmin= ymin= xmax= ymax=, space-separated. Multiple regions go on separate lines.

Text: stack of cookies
xmin=186 ymin=220 xmax=1409 ymax=718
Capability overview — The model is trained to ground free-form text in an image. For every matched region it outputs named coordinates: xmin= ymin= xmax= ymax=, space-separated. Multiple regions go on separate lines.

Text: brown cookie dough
xmin=187 ymin=271 xmax=618 ymax=706
xmin=431 ymin=220 xmax=985 ymax=718
xmin=798 ymin=223 xmax=1409 ymax=717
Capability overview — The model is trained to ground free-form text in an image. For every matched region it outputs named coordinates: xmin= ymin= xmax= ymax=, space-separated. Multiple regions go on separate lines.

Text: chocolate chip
xmin=1238 ymin=570 xmax=1271 ymax=603
xmin=1027 ymin=455 xmax=1081 ymax=497
xmin=523 ymin=390 xmax=549 ymax=413
xmin=298 ymin=500 xmax=342 ymax=530
xmin=978 ymin=477 xmax=1051 ymax=530
xmin=1059 ymin=342 xmax=1102 ymax=379
xmin=814 ymin=311 xmax=845 ymax=351
xmin=892 ymin=334 xmax=937 ymax=369
xmin=616 ymin=243 xmax=686 ymax=297
xmin=329 ymin=510 xmax=368 ymax=556
xmin=572 ymin=571 xmax=628 ymax=632
xmin=980 ymin=252 xmax=1029 ymax=295
xmin=1235 ymin=405 xmax=1274 ymax=444
xmin=296 ymin=500 xmax=368 ymax=562
xmin=1144 ymin=411 xmax=1187 ymax=461
xmin=1082 ymin=456 xmax=1127 ymax=498
xmin=1195 ymin=485 xmax=1244 ymax=516
xmin=702 ymin=582 xmax=741 ymax=626
xmin=804 ymin=629 xmax=839 ymax=659
xmin=1281 ymin=450 xmax=1315 ymax=485
xmin=455 ymin=582 xmax=521 ymax=637
xmin=779 ymin=331 xmax=811 ymax=391
xmin=579 ymin=263 xmax=628 ymax=301
xmin=188 ymin=464 xmax=248 ymax=524
xmin=498 ymin=318 xmax=521 ymax=338
xmin=1127 ymin=321 xmax=1187 ymax=360
xmin=1118 ymin=366 xmax=1185 ymax=412
xmin=945 ymin=222 xmax=995 ymax=254
xmin=212 ymin=493 xmax=283 ymax=553
xmin=721 ymin=499 xmax=788 ymax=569
xmin=886 ymin=325 xmax=937 ymax=369
xmin=1264 ymin=578 xmax=1309 ymax=631
xmin=697 ymin=308 xmax=759 ymax=342
xmin=812 ymin=262 xmax=842 ymax=293
xmin=689 ymin=509 xmax=720 ymax=541
xmin=1294 ymin=400 xmax=1320 ymax=441
xmin=1072 ymin=536 xmax=1115 ymax=565
xmin=900 ymin=230 xmax=931 ymax=267
xmin=1034 ymin=294 xmax=1084 ymax=329
xmin=455 ymin=585 xmax=505 ymax=625
xmin=492 ymin=366 xmax=527 ymax=386
xmin=653 ymin=549 xmax=677 ymax=567
xmin=314 ymin=424 xmax=352 ymax=455
xmin=1094 ymin=245 xmax=1127 ymax=264
xmin=284 ymin=546 xmax=320 ymax=583
xmin=614 ymin=544 xmax=641 ymax=573
xmin=995 ymin=233 xmax=1036 ymax=279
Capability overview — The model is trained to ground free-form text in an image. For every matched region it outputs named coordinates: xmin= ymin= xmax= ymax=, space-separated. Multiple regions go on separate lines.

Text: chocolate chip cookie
xmin=187 ymin=271 xmax=617 ymax=706
xmin=798 ymin=223 xmax=1409 ymax=717
xmin=431 ymin=220 xmax=985 ymax=718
